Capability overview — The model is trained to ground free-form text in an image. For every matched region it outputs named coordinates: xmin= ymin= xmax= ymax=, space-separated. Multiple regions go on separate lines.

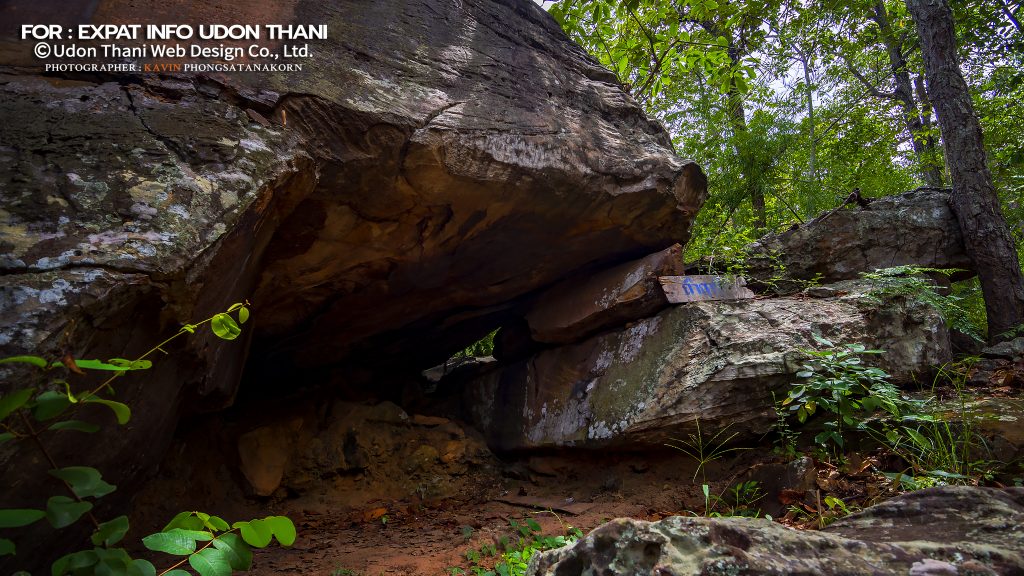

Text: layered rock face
xmin=467 ymin=280 xmax=951 ymax=451
xmin=465 ymin=189 xmax=967 ymax=452
xmin=0 ymin=0 xmax=702 ymax=565
xmin=528 ymin=486 xmax=1024 ymax=575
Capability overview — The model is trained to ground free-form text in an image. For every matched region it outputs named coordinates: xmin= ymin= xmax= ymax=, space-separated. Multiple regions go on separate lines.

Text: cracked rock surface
xmin=0 ymin=0 xmax=703 ymax=564
xmin=527 ymin=486 xmax=1024 ymax=576
xmin=743 ymin=188 xmax=973 ymax=289
xmin=466 ymin=280 xmax=951 ymax=451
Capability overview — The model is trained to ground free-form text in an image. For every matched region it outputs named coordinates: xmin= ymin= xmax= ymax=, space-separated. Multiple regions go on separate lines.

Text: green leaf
xmin=265 ymin=516 xmax=296 ymax=546
xmin=49 ymin=420 xmax=101 ymax=433
xmin=83 ymin=397 xmax=131 ymax=425
xmin=905 ymin=428 xmax=932 ymax=450
xmin=57 ymin=359 xmax=140 ymax=372
xmin=0 ymin=538 xmax=13 ymax=556
xmin=52 ymin=549 xmax=99 ymax=576
xmin=163 ymin=511 xmax=206 ymax=532
xmin=0 ymin=355 xmax=48 ymax=368
xmin=49 ymin=466 xmax=116 ymax=499
xmin=106 ymin=358 xmax=153 ymax=371
xmin=92 ymin=515 xmax=130 ymax=546
xmin=127 ymin=560 xmax=156 ymax=576
xmin=195 ymin=512 xmax=230 ymax=532
xmin=170 ymin=528 xmax=215 ymax=542
xmin=93 ymin=547 xmax=132 ymax=574
xmin=142 ymin=529 xmax=197 ymax=555
xmin=0 ymin=432 xmax=14 ymax=444
xmin=0 ymin=508 xmax=46 ymax=528
xmin=0 ymin=389 xmax=34 ymax=421
xmin=189 ymin=547 xmax=232 ymax=576
xmin=234 ymin=520 xmax=272 ymax=548
xmin=211 ymin=313 xmax=241 ymax=341
xmin=46 ymin=496 xmax=93 ymax=529
xmin=237 ymin=306 xmax=250 ymax=325
xmin=212 ymin=533 xmax=253 ymax=570
xmin=33 ymin=391 xmax=72 ymax=421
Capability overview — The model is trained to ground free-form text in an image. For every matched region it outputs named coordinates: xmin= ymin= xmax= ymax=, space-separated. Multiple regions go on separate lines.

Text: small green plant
xmin=861 ymin=266 xmax=984 ymax=341
xmin=448 ymin=515 xmax=582 ymax=576
xmin=0 ymin=302 xmax=296 ymax=575
xmin=666 ymin=421 xmax=749 ymax=484
xmin=784 ymin=335 xmax=914 ymax=452
xmin=697 ymin=481 xmax=765 ymax=518
xmin=331 ymin=568 xmax=359 ymax=576
xmin=770 ymin=392 xmax=800 ymax=457
xmin=876 ymin=357 xmax=1004 ymax=486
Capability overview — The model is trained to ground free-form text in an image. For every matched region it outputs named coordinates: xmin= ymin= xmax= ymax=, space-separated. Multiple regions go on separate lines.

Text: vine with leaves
xmin=0 ymin=302 xmax=295 ymax=576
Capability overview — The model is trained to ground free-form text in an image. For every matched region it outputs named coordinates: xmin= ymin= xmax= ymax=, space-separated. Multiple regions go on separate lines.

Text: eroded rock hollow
xmin=0 ymin=0 xmax=703 ymax=564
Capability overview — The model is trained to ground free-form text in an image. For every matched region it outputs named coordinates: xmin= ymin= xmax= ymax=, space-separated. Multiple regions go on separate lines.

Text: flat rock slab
xmin=529 ymin=486 xmax=1024 ymax=575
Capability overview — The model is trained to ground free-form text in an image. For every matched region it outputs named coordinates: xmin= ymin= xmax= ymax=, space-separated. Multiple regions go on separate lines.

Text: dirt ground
xmin=133 ymin=418 xmax=736 ymax=576
xmin=127 ymin=381 xmax=1023 ymax=576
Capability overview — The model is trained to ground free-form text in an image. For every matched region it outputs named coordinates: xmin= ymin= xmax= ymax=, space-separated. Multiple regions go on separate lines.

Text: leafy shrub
xmin=783 ymin=334 xmax=911 ymax=450
xmin=861 ymin=266 xmax=984 ymax=341
xmin=0 ymin=302 xmax=295 ymax=575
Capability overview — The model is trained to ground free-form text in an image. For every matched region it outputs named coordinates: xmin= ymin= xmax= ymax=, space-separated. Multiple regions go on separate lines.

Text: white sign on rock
xmin=658 ymin=275 xmax=755 ymax=303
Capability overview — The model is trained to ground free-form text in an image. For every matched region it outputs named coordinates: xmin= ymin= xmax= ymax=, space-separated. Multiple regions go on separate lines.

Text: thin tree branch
xmin=842 ymin=56 xmax=899 ymax=100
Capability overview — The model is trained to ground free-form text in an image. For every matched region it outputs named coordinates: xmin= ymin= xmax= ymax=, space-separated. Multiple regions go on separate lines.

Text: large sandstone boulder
xmin=0 ymin=0 xmax=703 ymax=566
xmin=466 ymin=280 xmax=951 ymax=451
xmin=743 ymin=188 xmax=973 ymax=288
xmin=528 ymin=486 xmax=1024 ymax=575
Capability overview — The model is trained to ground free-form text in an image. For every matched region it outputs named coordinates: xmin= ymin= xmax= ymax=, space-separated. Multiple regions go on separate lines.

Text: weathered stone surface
xmin=528 ymin=486 xmax=1024 ymax=575
xmin=466 ymin=280 xmax=951 ymax=451
xmin=0 ymin=0 xmax=704 ymax=566
xmin=744 ymin=188 xmax=973 ymax=288
xmin=237 ymin=417 xmax=305 ymax=497
xmin=981 ymin=336 xmax=1024 ymax=360
xmin=281 ymin=401 xmax=493 ymax=503
xmin=526 ymin=244 xmax=685 ymax=344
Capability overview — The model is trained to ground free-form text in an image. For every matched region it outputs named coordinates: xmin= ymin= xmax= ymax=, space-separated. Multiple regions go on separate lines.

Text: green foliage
xmin=547 ymin=0 xmax=1024 ymax=282
xmin=447 ymin=515 xmax=583 ymax=576
xmin=698 ymin=481 xmax=766 ymax=518
xmin=665 ymin=420 xmax=748 ymax=484
xmin=781 ymin=339 xmax=1012 ymax=489
xmin=783 ymin=334 xmax=913 ymax=451
xmin=0 ymin=302 xmax=294 ymax=575
xmin=876 ymin=358 xmax=1004 ymax=487
xmin=861 ymin=266 xmax=985 ymax=341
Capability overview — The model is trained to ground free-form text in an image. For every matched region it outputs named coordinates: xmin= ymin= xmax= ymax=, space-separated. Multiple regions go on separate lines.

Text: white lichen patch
xmin=219 ymin=189 xmax=238 ymax=210
xmin=205 ymin=222 xmax=228 ymax=243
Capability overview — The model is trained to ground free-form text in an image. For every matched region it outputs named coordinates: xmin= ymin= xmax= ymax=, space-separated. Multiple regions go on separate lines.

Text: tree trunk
xmin=721 ymin=42 xmax=766 ymax=232
xmin=907 ymin=0 xmax=1024 ymax=341
xmin=799 ymin=50 xmax=817 ymax=182
xmin=871 ymin=0 xmax=944 ymax=187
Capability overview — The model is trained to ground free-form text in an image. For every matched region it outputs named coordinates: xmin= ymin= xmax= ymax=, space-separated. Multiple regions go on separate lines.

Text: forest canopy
xmin=544 ymin=0 xmax=1022 ymax=260
xmin=542 ymin=0 xmax=1023 ymax=339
